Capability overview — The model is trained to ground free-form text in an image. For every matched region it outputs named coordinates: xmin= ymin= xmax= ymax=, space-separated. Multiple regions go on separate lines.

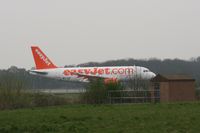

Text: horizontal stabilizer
xmin=29 ymin=70 xmax=48 ymax=75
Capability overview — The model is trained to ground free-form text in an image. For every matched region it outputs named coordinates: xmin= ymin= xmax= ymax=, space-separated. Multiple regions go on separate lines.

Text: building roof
xmin=151 ymin=74 xmax=195 ymax=82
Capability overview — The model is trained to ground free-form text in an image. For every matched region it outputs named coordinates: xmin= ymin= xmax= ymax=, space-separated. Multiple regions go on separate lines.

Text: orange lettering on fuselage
xmin=63 ymin=67 xmax=135 ymax=76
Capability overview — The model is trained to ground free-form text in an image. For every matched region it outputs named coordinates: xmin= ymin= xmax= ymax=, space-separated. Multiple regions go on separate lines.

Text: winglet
xmin=31 ymin=46 xmax=57 ymax=69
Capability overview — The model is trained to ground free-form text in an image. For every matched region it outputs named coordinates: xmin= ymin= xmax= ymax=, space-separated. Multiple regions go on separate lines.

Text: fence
xmin=107 ymin=90 xmax=160 ymax=104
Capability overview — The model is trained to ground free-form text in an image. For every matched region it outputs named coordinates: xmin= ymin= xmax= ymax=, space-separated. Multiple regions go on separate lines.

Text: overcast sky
xmin=0 ymin=0 xmax=200 ymax=69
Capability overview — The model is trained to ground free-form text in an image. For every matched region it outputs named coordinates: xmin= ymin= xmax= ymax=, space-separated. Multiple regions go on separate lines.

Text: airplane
xmin=29 ymin=46 xmax=156 ymax=83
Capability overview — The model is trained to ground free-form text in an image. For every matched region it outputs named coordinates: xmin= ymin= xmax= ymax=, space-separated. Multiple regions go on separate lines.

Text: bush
xmin=81 ymin=80 xmax=124 ymax=104
xmin=0 ymin=90 xmax=73 ymax=110
xmin=0 ymin=74 xmax=30 ymax=109
xmin=32 ymin=93 xmax=68 ymax=107
xmin=195 ymin=89 xmax=200 ymax=100
xmin=0 ymin=89 xmax=32 ymax=109
xmin=0 ymin=74 xmax=71 ymax=110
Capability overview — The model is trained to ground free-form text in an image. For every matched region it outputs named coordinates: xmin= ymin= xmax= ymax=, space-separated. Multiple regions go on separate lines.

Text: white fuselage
xmin=30 ymin=66 xmax=156 ymax=82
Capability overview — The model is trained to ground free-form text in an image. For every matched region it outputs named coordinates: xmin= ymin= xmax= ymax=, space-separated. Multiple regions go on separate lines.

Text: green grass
xmin=0 ymin=103 xmax=200 ymax=133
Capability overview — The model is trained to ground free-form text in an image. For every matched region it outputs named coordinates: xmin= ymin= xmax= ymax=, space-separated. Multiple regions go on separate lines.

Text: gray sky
xmin=0 ymin=0 xmax=200 ymax=69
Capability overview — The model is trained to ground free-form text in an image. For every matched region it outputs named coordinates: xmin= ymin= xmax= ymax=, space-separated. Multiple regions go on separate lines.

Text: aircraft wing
xmin=74 ymin=72 xmax=117 ymax=83
xmin=74 ymin=72 xmax=105 ymax=81
xmin=74 ymin=73 xmax=109 ymax=81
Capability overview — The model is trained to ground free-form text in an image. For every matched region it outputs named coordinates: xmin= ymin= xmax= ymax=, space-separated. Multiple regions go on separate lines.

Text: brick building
xmin=150 ymin=74 xmax=195 ymax=102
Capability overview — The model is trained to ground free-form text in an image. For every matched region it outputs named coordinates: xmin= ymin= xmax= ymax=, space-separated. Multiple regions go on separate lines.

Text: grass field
xmin=0 ymin=103 xmax=200 ymax=133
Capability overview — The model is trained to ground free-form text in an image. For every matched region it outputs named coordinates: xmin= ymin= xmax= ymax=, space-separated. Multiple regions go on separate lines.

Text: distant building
xmin=150 ymin=74 xmax=195 ymax=102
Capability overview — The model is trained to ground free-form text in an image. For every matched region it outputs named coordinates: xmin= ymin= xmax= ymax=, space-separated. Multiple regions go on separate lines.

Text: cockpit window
xmin=143 ymin=70 xmax=149 ymax=72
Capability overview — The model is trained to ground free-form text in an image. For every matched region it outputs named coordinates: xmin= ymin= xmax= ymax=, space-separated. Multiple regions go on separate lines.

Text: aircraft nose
xmin=151 ymin=72 xmax=156 ymax=78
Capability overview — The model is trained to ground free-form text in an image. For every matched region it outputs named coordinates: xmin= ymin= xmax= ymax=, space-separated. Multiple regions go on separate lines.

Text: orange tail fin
xmin=31 ymin=46 xmax=57 ymax=69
